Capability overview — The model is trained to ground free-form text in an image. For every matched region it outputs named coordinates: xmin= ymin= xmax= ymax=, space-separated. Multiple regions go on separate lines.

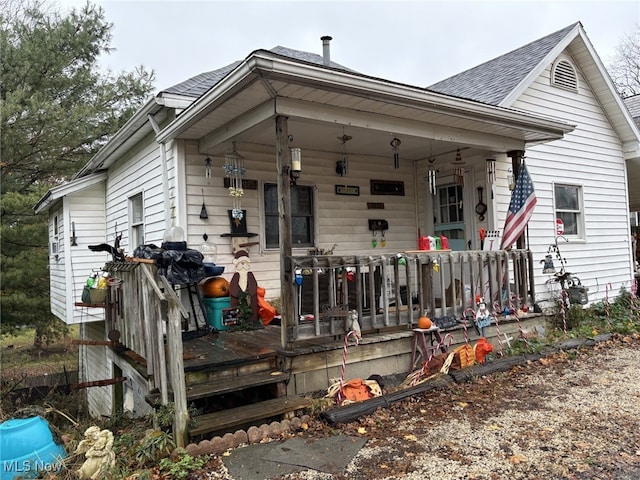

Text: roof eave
xmin=34 ymin=172 xmax=108 ymax=214
xmin=158 ymin=51 xmax=574 ymax=144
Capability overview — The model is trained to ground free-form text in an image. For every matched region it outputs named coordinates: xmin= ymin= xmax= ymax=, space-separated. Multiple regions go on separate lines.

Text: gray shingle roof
xmin=624 ymin=94 xmax=640 ymax=128
xmin=161 ymin=46 xmax=353 ymax=98
xmin=428 ymin=23 xmax=580 ymax=106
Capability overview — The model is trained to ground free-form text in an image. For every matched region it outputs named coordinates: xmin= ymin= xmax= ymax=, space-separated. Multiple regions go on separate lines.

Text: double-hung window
xmin=554 ymin=184 xmax=583 ymax=238
xmin=130 ymin=193 xmax=145 ymax=248
xmin=264 ymin=183 xmax=314 ymax=249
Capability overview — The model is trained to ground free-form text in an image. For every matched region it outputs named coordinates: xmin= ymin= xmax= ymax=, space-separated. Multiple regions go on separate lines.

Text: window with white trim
xmin=51 ymin=214 xmax=59 ymax=257
xmin=130 ymin=193 xmax=145 ymax=248
xmin=264 ymin=183 xmax=314 ymax=249
xmin=554 ymin=184 xmax=583 ymax=237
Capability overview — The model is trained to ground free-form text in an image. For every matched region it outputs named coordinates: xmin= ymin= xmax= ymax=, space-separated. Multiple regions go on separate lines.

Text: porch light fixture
xmin=290 ymin=147 xmax=302 ymax=184
xmin=451 ymin=148 xmax=465 ymax=186
xmin=486 ymin=158 xmax=496 ymax=184
xmin=390 ymin=137 xmax=401 ymax=169
xmin=336 ymin=132 xmax=352 ymax=176
xmin=223 ymin=142 xmax=245 ymax=221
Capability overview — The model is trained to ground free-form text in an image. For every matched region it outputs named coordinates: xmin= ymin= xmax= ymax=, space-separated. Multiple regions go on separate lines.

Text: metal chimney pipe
xmin=321 ymin=35 xmax=332 ymax=66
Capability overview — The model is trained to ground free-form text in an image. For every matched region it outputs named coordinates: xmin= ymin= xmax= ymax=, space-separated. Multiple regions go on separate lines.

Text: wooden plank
xmin=185 ymin=371 xmax=289 ymax=400
xmin=189 ymin=395 xmax=312 ymax=437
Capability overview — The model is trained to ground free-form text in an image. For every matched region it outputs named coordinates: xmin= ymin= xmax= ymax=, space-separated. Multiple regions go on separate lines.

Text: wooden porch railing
xmin=287 ymin=249 xmax=534 ymax=342
xmin=104 ymin=261 xmax=189 ymax=447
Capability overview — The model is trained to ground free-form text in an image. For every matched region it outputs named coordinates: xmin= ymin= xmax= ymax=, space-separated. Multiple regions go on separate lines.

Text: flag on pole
xmin=501 ymin=162 xmax=537 ymax=249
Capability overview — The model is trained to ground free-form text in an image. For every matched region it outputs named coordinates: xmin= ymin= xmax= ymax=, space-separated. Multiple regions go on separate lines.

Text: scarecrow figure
xmin=229 ymin=249 xmax=260 ymax=325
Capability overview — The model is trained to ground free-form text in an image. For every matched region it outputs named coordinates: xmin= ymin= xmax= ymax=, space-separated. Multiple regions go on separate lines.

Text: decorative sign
xmin=335 ymin=185 xmax=360 ymax=196
xmin=555 ymin=218 xmax=564 ymax=236
xmin=223 ymin=178 xmax=258 ymax=190
xmin=367 ymin=202 xmax=385 ymax=209
xmin=370 ymin=179 xmax=405 ymax=196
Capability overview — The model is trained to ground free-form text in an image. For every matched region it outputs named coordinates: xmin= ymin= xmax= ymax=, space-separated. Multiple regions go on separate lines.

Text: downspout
xmin=148 ymin=114 xmax=172 ymax=228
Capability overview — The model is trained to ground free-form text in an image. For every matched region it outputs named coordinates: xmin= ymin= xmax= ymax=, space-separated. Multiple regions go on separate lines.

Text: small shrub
xmin=159 ymin=451 xmax=207 ymax=479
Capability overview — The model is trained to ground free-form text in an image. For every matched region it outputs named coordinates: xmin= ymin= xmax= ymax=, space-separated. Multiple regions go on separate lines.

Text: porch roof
xmin=156 ymin=47 xmax=575 ymax=161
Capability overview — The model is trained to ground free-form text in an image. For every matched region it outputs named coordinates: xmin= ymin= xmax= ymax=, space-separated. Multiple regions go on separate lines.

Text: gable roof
xmin=161 ymin=46 xmax=353 ymax=99
xmin=428 ymin=23 xmax=579 ymax=106
xmin=625 ymin=94 xmax=640 ymax=129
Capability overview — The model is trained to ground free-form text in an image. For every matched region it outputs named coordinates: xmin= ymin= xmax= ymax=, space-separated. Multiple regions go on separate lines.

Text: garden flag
xmin=501 ymin=162 xmax=537 ymax=249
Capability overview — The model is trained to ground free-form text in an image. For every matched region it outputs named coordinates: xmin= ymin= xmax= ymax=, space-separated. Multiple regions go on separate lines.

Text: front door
xmin=434 ymin=184 xmax=466 ymax=251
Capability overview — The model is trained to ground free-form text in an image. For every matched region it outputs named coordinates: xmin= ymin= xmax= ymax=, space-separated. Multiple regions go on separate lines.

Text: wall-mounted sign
xmin=370 ymin=179 xmax=405 ymax=196
xmin=223 ymin=178 xmax=258 ymax=190
xmin=335 ymin=185 xmax=360 ymax=196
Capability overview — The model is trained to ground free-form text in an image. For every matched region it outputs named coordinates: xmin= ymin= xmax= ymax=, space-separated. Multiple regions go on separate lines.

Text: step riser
xmin=184 ymin=359 xmax=279 ymax=386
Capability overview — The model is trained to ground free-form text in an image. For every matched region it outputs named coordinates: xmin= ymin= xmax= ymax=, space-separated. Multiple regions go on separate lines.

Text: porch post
xmin=276 ymin=116 xmax=294 ymax=348
xmin=507 ymin=150 xmax=526 ymax=250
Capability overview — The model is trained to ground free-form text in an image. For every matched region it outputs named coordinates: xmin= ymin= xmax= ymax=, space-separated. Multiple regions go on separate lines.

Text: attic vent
xmin=552 ymin=59 xmax=578 ymax=91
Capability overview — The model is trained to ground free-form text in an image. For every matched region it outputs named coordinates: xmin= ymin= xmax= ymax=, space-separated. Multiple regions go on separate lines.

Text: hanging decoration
xmin=200 ymin=189 xmax=208 ymax=219
xmin=451 ymin=148 xmax=465 ymax=186
xmin=390 ymin=137 xmax=401 ymax=169
xmin=204 ymin=157 xmax=212 ymax=183
xmin=223 ymin=142 xmax=245 ymax=224
xmin=427 ymin=158 xmax=437 ymax=196
xmin=336 ymin=131 xmax=352 ymax=176
xmin=486 ymin=158 xmax=496 ymax=184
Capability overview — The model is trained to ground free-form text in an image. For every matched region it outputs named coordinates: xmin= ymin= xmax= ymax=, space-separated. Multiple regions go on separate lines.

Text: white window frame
xmin=50 ymin=214 xmax=60 ymax=257
xmin=262 ymin=182 xmax=316 ymax=250
xmin=553 ymin=183 xmax=584 ymax=240
xmin=129 ymin=192 xmax=145 ymax=249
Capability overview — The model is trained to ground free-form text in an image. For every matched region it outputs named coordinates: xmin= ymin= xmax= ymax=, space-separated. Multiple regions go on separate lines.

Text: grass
xmin=1 ymin=326 xmax=79 ymax=380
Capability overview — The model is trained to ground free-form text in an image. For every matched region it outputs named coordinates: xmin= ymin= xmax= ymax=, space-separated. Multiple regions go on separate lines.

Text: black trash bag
xmin=133 ymin=244 xmax=206 ymax=285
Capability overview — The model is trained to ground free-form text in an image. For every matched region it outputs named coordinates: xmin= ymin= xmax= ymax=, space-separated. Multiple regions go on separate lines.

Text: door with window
xmin=434 ymin=184 xmax=466 ymax=251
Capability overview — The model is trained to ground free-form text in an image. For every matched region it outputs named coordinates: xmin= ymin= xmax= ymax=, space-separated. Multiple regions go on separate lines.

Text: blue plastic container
xmin=0 ymin=416 xmax=66 ymax=480
xmin=203 ymin=297 xmax=231 ymax=331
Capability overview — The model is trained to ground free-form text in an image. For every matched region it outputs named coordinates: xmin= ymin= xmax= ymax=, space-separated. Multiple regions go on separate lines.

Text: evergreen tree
xmin=0 ymin=0 xmax=155 ymax=344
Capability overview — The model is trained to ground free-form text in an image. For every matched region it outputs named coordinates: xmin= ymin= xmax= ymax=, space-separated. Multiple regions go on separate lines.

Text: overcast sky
xmin=56 ymin=0 xmax=639 ymax=93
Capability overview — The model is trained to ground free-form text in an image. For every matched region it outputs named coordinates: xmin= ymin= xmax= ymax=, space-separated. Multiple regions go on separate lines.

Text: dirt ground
xmin=198 ymin=333 xmax=640 ymax=480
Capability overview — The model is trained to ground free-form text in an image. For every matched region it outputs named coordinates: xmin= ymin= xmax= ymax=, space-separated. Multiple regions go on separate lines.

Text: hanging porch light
xmin=451 ymin=148 xmax=465 ymax=186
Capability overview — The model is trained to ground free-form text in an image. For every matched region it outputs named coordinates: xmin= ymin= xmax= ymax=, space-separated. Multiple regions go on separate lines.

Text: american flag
xmin=501 ymin=162 xmax=537 ymax=249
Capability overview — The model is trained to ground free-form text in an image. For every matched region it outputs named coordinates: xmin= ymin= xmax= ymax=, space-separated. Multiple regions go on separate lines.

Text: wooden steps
xmin=146 ymin=370 xmax=289 ymax=406
xmin=185 ymin=371 xmax=289 ymax=400
xmin=189 ymin=395 xmax=312 ymax=438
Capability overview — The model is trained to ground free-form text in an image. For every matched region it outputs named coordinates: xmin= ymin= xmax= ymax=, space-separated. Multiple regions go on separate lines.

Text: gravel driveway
xmin=201 ymin=334 xmax=640 ymax=480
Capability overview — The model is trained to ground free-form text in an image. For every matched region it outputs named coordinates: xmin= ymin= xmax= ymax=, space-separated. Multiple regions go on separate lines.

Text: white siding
xmin=506 ymin=52 xmax=633 ymax=304
xmin=105 ymin=132 xmax=169 ymax=251
xmin=183 ymin=141 xmax=420 ymax=300
xmin=81 ymin=321 xmax=112 ymax=418
xmin=67 ymin=184 xmax=108 ymax=324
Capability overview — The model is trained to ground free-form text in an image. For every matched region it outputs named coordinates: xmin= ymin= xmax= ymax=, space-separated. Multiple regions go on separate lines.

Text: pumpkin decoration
xmin=418 ymin=315 xmax=432 ymax=329
xmin=201 ymin=277 xmax=230 ymax=298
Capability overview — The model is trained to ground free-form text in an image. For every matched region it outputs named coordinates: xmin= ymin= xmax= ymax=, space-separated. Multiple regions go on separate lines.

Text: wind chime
xmin=223 ymin=142 xmax=245 ymax=225
xmin=204 ymin=157 xmax=212 ymax=184
xmin=427 ymin=143 xmax=437 ymax=195
xmin=336 ymin=132 xmax=352 ymax=176
xmin=390 ymin=137 xmax=401 ymax=169
xmin=452 ymin=148 xmax=465 ymax=186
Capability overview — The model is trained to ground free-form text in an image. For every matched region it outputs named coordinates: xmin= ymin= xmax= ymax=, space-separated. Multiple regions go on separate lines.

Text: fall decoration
xmin=417 ymin=316 xmax=432 ymax=329
xmin=201 ymin=277 xmax=230 ymax=298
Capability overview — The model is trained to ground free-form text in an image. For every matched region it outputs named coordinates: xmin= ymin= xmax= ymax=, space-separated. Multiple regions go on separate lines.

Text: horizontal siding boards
xmin=82 ymin=321 xmax=113 ymax=418
xmin=510 ymin=55 xmax=633 ymax=305
xmin=184 ymin=142 xmax=419 ymax=301
xmin=67 ymin=185 xmax=108 ymax=323
xmin=49 ymin=205 xmax=66 ymax=320
xmin=106 ymin=139 xmax=165 ymax=253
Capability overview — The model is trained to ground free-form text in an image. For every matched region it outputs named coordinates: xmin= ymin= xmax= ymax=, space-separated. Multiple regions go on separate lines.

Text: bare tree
xmin=608 ymin=25 xmax=640 ymax=98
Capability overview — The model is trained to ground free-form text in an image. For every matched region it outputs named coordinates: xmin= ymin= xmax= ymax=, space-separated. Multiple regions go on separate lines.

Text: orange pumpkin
xmin=418 ymin=316 xmax=432 ymax=329
xmin=201 ymin=277 xmax=230 ymax=298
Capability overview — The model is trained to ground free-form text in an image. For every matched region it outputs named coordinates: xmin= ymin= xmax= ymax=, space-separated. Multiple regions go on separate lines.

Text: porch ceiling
xmin=162 ymin=51 xmax=573 ymax=160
